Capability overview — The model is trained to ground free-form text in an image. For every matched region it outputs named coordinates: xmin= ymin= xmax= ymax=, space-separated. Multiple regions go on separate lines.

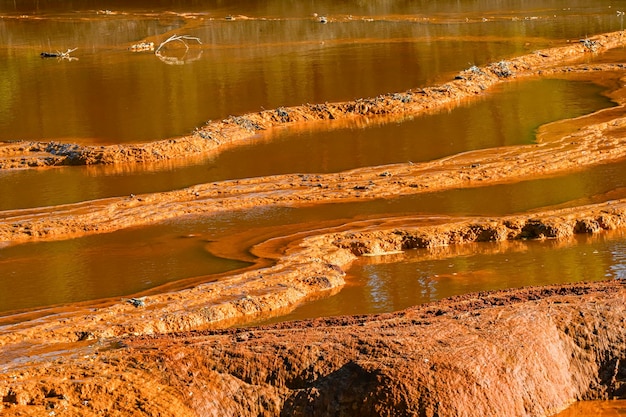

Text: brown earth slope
xmin=1 ymin=281 xmax=625 ymax=416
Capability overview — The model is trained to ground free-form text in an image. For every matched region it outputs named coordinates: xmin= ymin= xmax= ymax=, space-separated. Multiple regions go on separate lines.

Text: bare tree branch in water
xmin=40 ymin=48 xmax=78 ymax=61
xmin=155 ymin=34 xmax=202 ymax=55
xmin=154 ymin=34 xmax=203 ymax=65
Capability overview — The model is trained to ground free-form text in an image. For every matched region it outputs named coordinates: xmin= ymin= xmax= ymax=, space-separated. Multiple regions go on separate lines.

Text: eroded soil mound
xmin=1 ymin=199 xmax=625 ymax=351
xmin=1 ymin=281 xmax=624 ymax=416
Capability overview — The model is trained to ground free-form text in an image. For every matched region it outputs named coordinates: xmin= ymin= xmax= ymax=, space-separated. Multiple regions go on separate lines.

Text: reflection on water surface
xmin=0 ymin=77 xmax=614 ymax=210
xmin=0 ymin=224 xmax=249 ymax=313
xmin=3 ymin=157 xmax=626 ymax=315
xmin=1 ymin=0 xmax=626 ymax=339
xmin=1 ymin=0 xmax=626 ymax=142
xmin=260 ymin=230 xmax=626 ymax=323
xmin=0 ymin=33 xmax=528 ymax=143
xmin=1 ymin=1 xmax=626 ymax=413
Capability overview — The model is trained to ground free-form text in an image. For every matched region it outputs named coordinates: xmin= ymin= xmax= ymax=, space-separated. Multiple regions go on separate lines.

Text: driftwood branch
xmin=155 ymin=34 xmax=201 ymax=55
xmin=40 ymin=48 xmax=78 ymax=61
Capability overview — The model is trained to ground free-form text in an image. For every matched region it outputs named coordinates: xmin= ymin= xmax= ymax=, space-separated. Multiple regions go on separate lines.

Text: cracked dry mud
xmin=2 ymin=31 xmax=626 ymax=416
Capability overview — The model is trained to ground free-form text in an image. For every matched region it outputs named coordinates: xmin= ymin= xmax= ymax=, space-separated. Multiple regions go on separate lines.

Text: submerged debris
xmin=123 ymin=297 xmax=146 ymax=308
xmin=580 ymin=38 xmax=599 ymax=52
xmin=40 ymin=48 xmax=78 ymax=61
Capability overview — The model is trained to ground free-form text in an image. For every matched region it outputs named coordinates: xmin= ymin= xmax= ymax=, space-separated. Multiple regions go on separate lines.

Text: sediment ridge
xmin=3 ymin=32 xmax=626 ymax=245
xmin=0 ymin=31 xmax=624 ymax=170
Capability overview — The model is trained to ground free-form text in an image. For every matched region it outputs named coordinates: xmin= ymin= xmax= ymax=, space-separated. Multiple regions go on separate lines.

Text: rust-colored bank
xmin=3 ymin=31 xmax=626 ymax=416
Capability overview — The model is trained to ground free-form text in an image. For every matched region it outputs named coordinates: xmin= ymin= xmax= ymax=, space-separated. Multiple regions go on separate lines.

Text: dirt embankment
xmin=1 ymin=281 xmax=624 ymax=416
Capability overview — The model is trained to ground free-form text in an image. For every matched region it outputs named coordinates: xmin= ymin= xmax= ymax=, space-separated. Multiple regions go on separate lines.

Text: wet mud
xmin=3 ymin=30 xmax=626 ymax=417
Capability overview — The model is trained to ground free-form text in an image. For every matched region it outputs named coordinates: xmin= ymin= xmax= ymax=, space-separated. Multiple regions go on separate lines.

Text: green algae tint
xmin=0 ymin=77 xmax=615 ymax=211
xmin=259 ymin=230 xmax=626 ymax=323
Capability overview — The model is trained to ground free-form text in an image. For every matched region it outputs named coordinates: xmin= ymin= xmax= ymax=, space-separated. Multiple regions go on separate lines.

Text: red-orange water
xmin=3 ymin=1 xmax=626 ymax=413
xmin=554 ymin=400 xmax=626 ymax=416
xmin=1 ymin=0 xmax=624 ymax=143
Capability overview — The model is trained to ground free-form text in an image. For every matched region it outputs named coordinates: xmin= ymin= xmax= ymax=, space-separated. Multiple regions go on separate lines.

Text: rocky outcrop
xmin=1 ymin=281 xmax=624 ymax=416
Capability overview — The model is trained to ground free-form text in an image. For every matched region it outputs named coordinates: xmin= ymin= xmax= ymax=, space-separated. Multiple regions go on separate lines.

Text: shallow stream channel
xmin=0 ymin=76 xmax=624 ymax=313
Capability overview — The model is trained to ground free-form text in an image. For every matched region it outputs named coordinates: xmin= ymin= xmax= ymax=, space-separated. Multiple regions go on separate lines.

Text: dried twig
xmin=155 ymin=34 xmax=201 ymax=55
xmin=58 ymin=48 xmax=78 ymax=59
xmin=129 ymin=41 xmax=154 ymax=52
xmin=40 ymin=48 xmax=78 ymax=61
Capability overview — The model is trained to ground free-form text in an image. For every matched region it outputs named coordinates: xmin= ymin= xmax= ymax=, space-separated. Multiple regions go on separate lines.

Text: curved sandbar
xmin=0 ymin=31 xmax=624 ymax=170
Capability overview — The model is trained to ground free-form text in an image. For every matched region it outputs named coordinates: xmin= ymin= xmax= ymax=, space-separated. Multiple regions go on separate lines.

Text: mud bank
xmin=1 ymin=281 xmax=625 ymax=416
xmin=4 ymin=93 xmax=626 ymax=244
xmin=3 ymin=34 xmax=626 ymax=244
xmin=2 ymin=198 xmax=626 ymax=349
xmin=0 ymin=31 xmax=624 ymax=170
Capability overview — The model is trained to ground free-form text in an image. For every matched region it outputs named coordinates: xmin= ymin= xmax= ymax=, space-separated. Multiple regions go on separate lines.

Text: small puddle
xmin=0 ymin=77 xmax=615 ymax=211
